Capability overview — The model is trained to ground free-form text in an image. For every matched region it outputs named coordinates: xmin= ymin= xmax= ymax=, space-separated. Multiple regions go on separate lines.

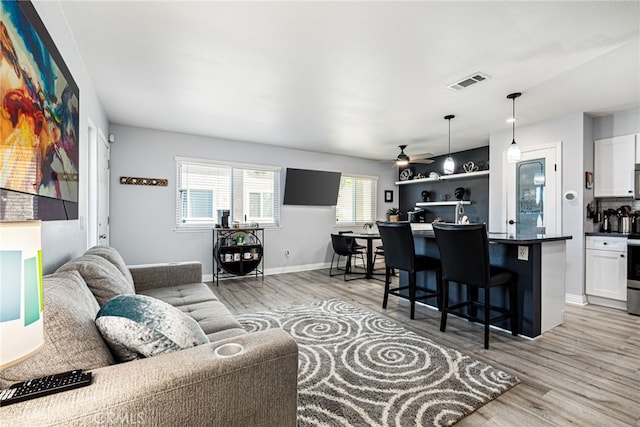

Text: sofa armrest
xmin=0 ymin=329 xmax=299 ymax=427
xmin=129 ymin=261 xmax=202 ymax=291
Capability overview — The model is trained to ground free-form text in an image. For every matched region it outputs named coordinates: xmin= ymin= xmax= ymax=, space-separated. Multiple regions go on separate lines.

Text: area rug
xmin=236 ymin=299 xmax=519 ymax=427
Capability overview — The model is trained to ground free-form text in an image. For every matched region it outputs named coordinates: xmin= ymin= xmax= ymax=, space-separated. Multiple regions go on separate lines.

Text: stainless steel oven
xmin=626 ymin=238 xmax=640 ymax=315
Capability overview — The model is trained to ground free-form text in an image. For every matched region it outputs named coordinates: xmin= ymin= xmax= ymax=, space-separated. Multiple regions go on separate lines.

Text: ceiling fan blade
xmin=409 ymin=152 xmax=434 ymax=159
xmin=409 ymin=159 xmax=434 ymax=164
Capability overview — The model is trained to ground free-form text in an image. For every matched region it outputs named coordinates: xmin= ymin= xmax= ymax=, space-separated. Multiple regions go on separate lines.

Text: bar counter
xmin=404 ymin=228 xmax=572 ymax=338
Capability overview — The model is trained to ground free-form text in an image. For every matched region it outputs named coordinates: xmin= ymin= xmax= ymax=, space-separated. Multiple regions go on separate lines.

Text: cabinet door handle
xmin=621 ymin=254 xmax=625 ymax=258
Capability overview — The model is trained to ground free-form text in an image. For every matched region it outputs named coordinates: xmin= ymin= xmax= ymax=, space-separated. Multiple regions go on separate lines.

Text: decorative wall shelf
xmin=416 ymin=201 xmax=472 ymax=207
xmin=395 ymin=170 xmax=489 ymax=186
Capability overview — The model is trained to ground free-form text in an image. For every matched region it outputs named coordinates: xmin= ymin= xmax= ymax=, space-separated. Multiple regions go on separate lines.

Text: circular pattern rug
xmin=236 ymin=299 xmax=519 ymax=427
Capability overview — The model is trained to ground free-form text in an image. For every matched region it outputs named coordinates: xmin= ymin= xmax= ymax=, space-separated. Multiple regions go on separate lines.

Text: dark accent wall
xmin=399 ymin=146 xmax=489 ymax=224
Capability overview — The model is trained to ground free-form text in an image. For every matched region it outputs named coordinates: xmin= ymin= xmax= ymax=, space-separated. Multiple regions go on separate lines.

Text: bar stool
xmin=432 ymin=223 xmax=518 ymax=349
xmin=376 ymin=221 xmax=441 ymax=319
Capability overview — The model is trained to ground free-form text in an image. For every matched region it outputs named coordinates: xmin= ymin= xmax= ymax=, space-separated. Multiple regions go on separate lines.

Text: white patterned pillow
xmin=95 ymin=294 xmax=209 ymax=362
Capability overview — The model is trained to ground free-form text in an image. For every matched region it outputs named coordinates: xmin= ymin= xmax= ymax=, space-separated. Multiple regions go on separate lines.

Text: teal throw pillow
xmin=95 ymin=294 xmax=209 ymax=362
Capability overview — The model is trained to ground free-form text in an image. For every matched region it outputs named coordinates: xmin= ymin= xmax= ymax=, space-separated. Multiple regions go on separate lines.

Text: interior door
xmin=97 ymin=131 xmax=110 ymax=245
xmin=505 ymin=143 xmax=561 ymax=235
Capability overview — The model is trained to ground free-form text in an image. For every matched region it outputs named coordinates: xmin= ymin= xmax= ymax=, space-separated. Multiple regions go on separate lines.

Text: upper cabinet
xmin=594 ymin=134 xmax=636 ymax=198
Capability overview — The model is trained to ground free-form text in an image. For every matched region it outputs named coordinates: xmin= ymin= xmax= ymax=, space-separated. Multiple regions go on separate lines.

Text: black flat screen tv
xmin=283 ymin=168 xmax=342 ymax=206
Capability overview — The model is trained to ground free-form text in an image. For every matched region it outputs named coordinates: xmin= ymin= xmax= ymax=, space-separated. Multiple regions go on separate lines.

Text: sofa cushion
xmin=85 ymin=245 xmax=134 ymax=287
xmin=57 ymin=254 xmax=134 ymax=306
xmin=0 ymin=271 xmax=115 ymax=389
xmin=137 ymin=282 xmax=219 ymax=307
xmin=95 ymin=294 xmax=210 ymax=362
xmin=138 ymin=284 xmax=245 ymax=336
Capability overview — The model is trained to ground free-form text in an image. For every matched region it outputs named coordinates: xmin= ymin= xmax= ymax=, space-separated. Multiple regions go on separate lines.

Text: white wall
xmin=489 ymin=109 xmax=640 ymax=301
xmin=489 ymin=112 xmax=588 ymax=299
xmin=32 ymin=2 xmax=109 ymax=273
xmin=108 ymin=125 xmax=396 ymax=278
xmin=593 ymin=109 xmax=640 ymax=140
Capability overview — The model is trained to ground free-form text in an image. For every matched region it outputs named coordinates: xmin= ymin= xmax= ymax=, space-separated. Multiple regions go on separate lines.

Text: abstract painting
xmin=0 ymin=0 xmax=79 ymax=220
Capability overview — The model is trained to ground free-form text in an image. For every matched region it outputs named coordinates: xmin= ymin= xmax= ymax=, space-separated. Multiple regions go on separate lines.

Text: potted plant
xmin=386 ymin=208 xmax=401 ymax=222
xmin=363 ymin=222 xmax=374 ymax=234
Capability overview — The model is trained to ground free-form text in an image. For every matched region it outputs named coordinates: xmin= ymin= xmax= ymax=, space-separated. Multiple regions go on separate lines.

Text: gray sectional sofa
xmin=0 ymin=246 xmax=298 ymax=426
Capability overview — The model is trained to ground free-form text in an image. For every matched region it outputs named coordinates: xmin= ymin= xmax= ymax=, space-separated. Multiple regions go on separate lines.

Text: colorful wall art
xmin=0 ymin=0 xmax=79 ymax=220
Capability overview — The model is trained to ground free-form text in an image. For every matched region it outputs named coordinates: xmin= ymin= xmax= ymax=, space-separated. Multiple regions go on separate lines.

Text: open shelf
xmin=395 ymin=170 xmax=489 ymax=185
xmin=416 ymin=201 xmax=472 ymax=207
xmin=213 ymin=228 xmax=264 ymax=285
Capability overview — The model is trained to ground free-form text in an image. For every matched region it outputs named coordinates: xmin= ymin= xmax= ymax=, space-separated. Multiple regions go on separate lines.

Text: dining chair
xmin=375 ymin=221 xmax=441 ymax=319
xmin=338 ymin=231 xmax=367 ymax=269
xmin=432 ymin=223 xmax=518 ymax=349
xmin=329 ymin=233 xmax=366 ymax=281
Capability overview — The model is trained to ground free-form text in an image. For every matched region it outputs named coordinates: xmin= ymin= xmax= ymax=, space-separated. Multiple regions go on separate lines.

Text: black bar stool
xmin=432 ymin=223 xmax=518 ymax=349
xmin=376 ymin=221 xmax=441 ymax=319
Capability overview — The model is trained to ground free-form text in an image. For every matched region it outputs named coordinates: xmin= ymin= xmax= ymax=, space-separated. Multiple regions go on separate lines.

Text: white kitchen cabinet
xmin=585 ymin=236 xmax=627 ymax=301
xmin=594 ymin=135 xmax=635 ymax=197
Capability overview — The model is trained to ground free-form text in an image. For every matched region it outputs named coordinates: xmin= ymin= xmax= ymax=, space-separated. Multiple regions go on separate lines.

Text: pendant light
xmin=443 ymin=115 xmax=455 ymax=174
xmin=506 ymin=92 xmax=521 ymax=163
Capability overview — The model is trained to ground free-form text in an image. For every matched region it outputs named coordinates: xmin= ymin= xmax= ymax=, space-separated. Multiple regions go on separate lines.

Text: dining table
xmin=340 ymin=232 xmax=382 ymax=280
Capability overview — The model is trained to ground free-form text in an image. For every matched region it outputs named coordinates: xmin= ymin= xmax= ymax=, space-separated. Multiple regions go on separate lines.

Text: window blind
xmin=176 ymin=157 xmax=281 ymax=228
xmin=336 ymin=174 xmax=377 ymax=225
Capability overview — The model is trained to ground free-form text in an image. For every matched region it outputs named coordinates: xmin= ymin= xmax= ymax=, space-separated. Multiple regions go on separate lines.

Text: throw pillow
xmin=0 ymin=271 xmax=115 ymax=389
xmin=95 ymin=294 xmax=209 ymax=362
xmin=85 ymin=245 xmax=135 ymax=288
xmin=56 ymin=254 xmax=135 ymax=306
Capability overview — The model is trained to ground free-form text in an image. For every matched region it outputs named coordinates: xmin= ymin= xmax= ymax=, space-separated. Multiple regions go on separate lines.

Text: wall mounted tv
xmin=283 ymin=168 xmax=342 ymax=206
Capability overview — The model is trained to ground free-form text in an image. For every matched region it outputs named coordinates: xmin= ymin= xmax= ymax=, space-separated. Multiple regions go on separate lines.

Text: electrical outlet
xmin=284 ymin=249 xmax=291 ymax=258
xmin=518 ymin=246 xmax=529 ymax=261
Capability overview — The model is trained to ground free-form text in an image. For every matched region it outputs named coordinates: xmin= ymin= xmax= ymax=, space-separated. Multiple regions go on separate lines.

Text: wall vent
xmin=446 ymin=72 xmax=491 ymax=91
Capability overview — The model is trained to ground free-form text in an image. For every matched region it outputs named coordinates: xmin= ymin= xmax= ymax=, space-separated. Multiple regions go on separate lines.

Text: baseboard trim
xmin=265 ymin=263 xmax=329 ymax=276
xmin=585 ymin=295 xmax=627 ymax=311
xmin=565 ymin=293 xmax=587 ymax=306
xmin=205 ymin=263 xmax=333 ymax=283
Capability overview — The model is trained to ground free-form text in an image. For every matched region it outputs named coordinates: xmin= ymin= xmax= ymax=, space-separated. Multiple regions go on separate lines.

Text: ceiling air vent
xmin=446 ymin=72 xmax=491 ymax=91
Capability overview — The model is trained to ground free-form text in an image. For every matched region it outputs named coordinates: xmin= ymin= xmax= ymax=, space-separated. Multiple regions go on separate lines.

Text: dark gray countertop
xmin=412 ymin=230 xmax=572 ymax=245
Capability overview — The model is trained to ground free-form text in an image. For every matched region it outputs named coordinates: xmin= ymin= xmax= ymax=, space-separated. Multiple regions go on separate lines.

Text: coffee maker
xmin=217 ymin=209 xmax=230 ymax=228
xmin=407 ymin=208 xmax=426 ymax=223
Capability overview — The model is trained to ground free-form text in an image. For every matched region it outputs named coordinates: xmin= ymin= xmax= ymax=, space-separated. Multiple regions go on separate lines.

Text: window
xmin=176 ymin=157 xmax=281 ymax=228
xmin=336 ymin=174 xmax=377 ymax=225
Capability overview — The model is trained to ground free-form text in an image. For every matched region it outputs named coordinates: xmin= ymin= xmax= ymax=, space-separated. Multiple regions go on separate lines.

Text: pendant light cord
xmin=448 ymin=118 xmax=451 ymax=155
xmin=512 ymin=96 xmax=516 ymax=143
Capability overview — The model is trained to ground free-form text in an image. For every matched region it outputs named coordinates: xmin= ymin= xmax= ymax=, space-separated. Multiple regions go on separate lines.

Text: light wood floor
xmin=208 ymin=269 xmax=640 ymax=426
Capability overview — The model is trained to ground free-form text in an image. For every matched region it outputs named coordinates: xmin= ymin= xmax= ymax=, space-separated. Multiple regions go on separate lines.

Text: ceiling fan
xmin=391 ymin=145 xmax=435 ymax=166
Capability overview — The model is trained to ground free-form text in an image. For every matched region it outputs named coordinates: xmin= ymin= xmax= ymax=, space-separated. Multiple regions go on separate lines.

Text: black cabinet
xmin=213 ymin=228 xmax=264 ymax=285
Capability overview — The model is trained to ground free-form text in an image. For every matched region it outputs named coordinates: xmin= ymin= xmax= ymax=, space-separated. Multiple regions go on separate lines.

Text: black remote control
xmin=0 ymin=369 xmax=92 ymax=406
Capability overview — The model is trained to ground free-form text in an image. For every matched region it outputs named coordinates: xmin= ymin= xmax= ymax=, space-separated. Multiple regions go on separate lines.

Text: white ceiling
xmin=59 ymin=1 xmax=640 ymax=161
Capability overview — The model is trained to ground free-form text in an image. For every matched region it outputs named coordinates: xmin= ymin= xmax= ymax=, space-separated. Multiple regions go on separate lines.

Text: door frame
xmin=502 ymin=141 xmax=563 ymax=235
xmin=87 ymin=118 xmax=110 ymax=248
xmin=97 ymin=129 xmax=110 ymax=246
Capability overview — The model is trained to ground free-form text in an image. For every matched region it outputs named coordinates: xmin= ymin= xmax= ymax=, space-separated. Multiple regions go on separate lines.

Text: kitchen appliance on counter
xmin=617 ymin=206 xmax=633 ymax=234
xmin=619 ymin=214 xmax=631 ymax=234
xmin=627 ymin=238 xmax=640 ymax=315
xmin=217 ymin=209 xmax=230 ymax=228
xmin=407 ymin=208 xmax=426 ymax=223
xmin=601 ymin=209 xmax=614 ymax=232
xmin=633 ymin=212 xmax=640 ymax=234
xmin=635 ymin=164 xmax=640 ymax=199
